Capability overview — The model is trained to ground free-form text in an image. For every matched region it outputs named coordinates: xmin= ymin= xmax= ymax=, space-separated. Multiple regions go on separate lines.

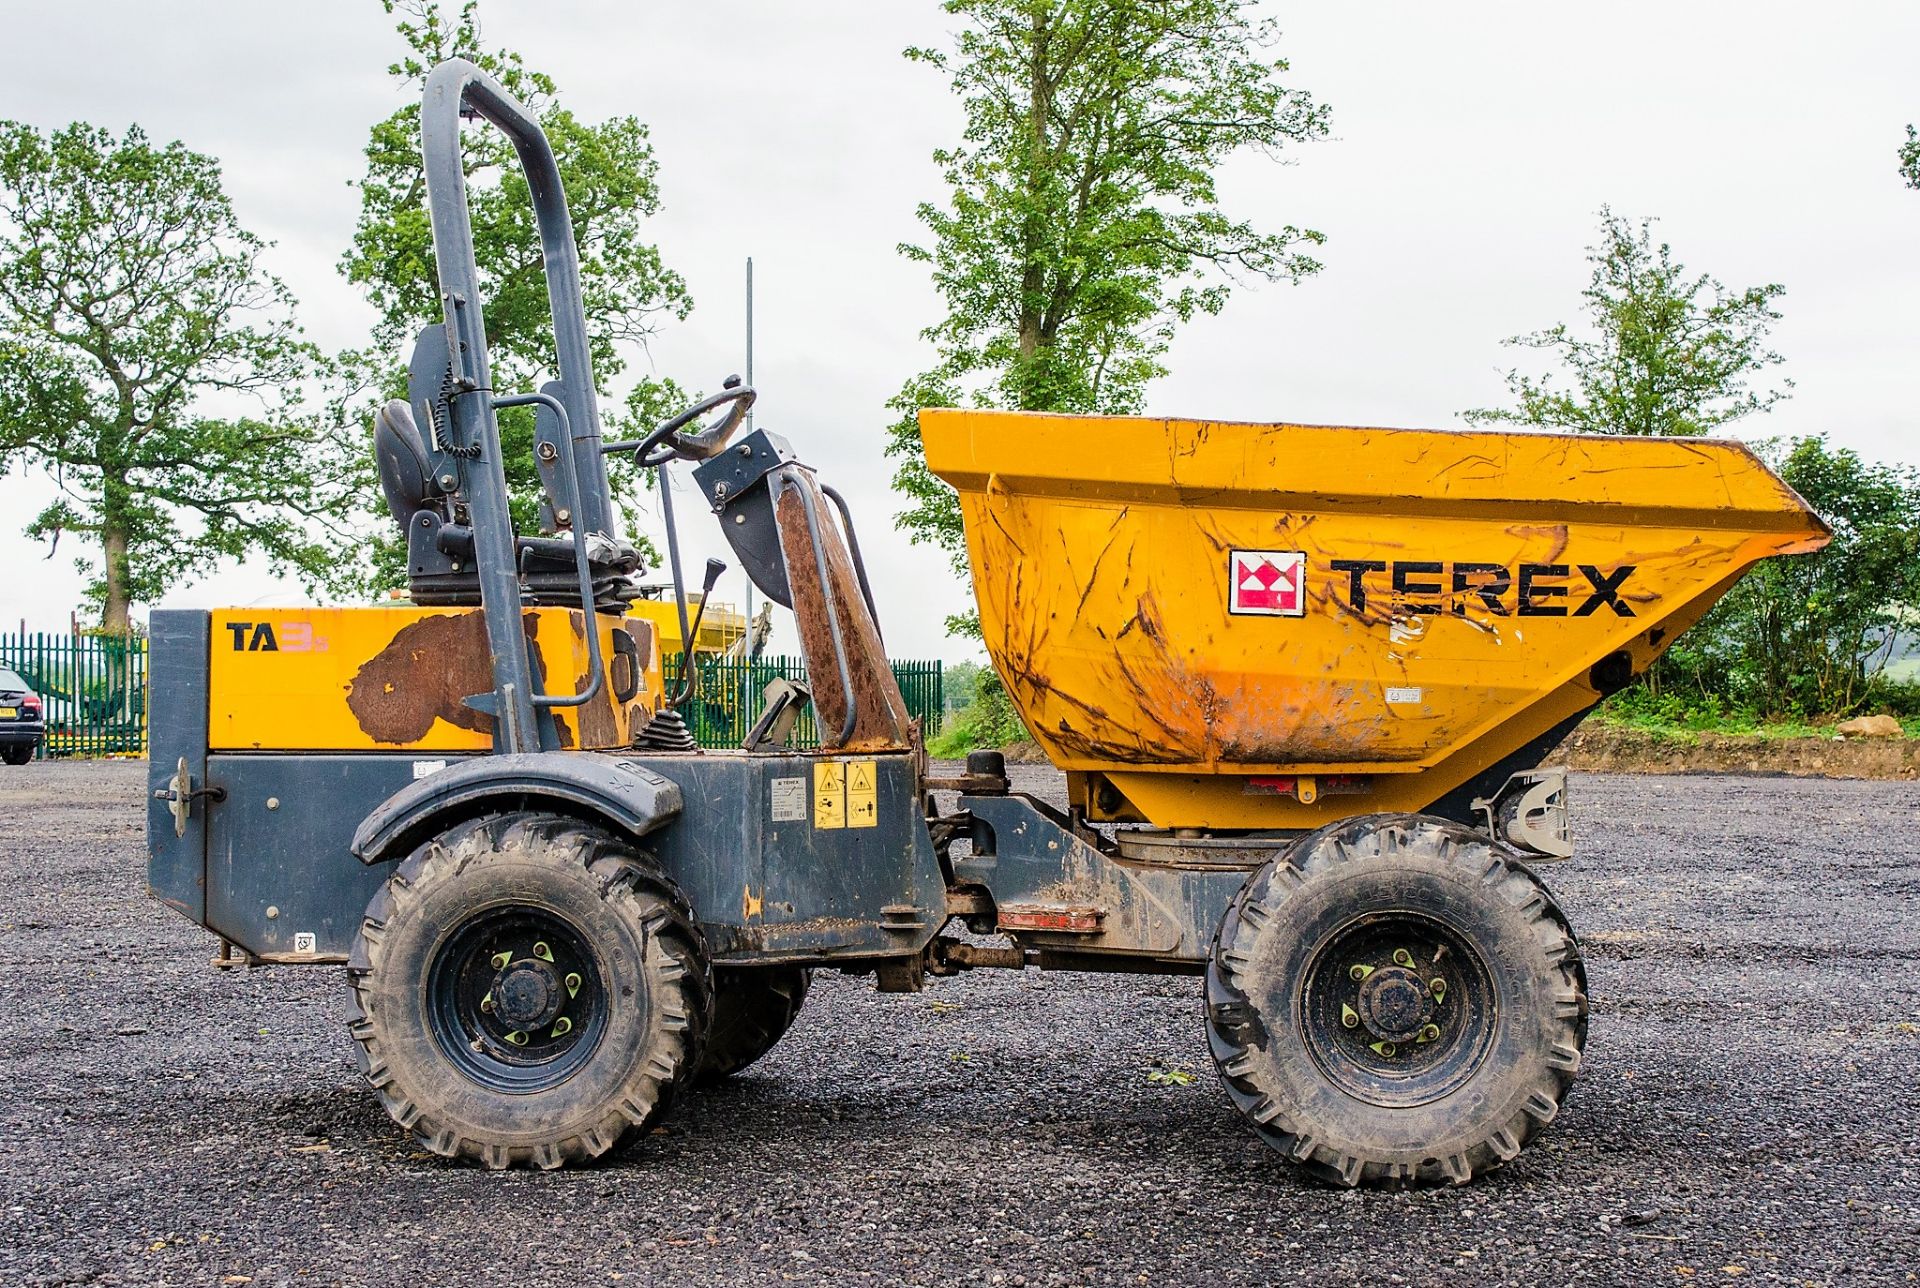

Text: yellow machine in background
xmin=629 ymin=594 xmax=746 ymax=658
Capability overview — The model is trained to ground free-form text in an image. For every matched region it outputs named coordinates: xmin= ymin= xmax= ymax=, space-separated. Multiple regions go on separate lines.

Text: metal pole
xmin=743 ymin=257 xmax=754 ymax=715
xmin=745 ymin=256 xmax=754 ymax=432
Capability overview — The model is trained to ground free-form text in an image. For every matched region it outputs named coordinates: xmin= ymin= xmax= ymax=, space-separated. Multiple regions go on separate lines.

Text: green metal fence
xmin=667 ymin=654 xmax=944 ymax=749
xmin=0 ymin=632 xmax=936 ymax=758
xmin=0 ymin=632 xmax=148 ymax=759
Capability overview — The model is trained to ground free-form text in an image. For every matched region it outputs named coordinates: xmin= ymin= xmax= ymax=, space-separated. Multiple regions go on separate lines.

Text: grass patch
xmin=1588 ymin=698 xmax=1919 ymax=741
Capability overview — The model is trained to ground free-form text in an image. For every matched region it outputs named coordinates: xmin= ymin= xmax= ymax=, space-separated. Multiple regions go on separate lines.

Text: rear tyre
xmin=347 ymin=811 xmax=712 ymax=1169
xmin=1 ymin=745 xmax=31 ymax=765
xmin=697 ymin=966 xmax=811 ymax=1082
xmin=1206 ymin=813 xmax=1587 ymax=1188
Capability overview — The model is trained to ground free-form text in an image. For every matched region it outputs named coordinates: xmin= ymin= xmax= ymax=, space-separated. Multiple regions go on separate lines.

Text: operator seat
xmin=371 ymin=398 xmax=642 ymax=613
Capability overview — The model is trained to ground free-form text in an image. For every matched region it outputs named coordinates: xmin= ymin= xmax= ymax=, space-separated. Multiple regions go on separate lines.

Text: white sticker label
xmin=293 ymin=932 xmax=317 ymax=954
xmin=412 ymin=759 xmax=448 ymax=780
xmin=1385 ymin=686 xmax=1423 ymax=705
xmin=769 ymin=776 xmax=807 ymax=822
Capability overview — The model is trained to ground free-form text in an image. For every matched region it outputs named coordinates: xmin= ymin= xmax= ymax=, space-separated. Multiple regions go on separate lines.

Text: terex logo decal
xmin=1229 ymin=550 xmax=1306 ymax=617
xmin=1329 ymin=559 xmax=1638 ymax=618
xmin=225 ymin=621 xmax=330 ymax=652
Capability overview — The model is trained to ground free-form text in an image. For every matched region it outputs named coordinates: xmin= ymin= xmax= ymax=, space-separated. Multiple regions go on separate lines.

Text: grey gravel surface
xmin=0 ymin=760 xmax=1915 ymax=1287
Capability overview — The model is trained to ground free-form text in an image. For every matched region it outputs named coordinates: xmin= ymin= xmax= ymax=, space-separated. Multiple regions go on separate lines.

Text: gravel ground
xmin=0 ymin=760 xmax=1915 ymax=1287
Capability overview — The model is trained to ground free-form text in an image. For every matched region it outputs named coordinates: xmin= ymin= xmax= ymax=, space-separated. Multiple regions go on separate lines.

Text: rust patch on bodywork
xmin=775 ymin=473 xmax=912 ymax=751
xmin=567 ymin=610 xmax=623 ymax=749
xmin=711 ymin=915 xmax=876 ymax=956
xmin=347 ymin=610 xmax=569 ymax=746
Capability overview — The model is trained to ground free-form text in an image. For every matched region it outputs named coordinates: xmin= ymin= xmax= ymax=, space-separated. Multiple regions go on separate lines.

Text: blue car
xmin=0 ymin=666 xmax=45 ymax=764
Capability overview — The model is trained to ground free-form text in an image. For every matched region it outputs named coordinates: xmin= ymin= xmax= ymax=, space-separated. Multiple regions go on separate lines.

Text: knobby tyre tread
xmin=1205 ymin=812 xmax=1587 ymax=1188
xmin=346 ymin=811 xmax=712 ymax=1170
xmin=697 ymin=966 xmax=812 ymax=1083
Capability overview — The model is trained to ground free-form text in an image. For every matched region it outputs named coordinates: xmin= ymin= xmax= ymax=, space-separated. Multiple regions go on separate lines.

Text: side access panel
xmin=207 ymin=754 xmax=445 ymax=960
xmin=343 ymin=749 xmax=945 ymax=964
xmin=645 ymin=752 xmax=946 ymax=964
xmin=206 ymin=606 xmax=660 ymax=753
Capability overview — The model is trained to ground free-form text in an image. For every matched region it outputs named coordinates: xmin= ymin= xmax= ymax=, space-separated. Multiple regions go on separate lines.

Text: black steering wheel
xmin=605 ymin=376 xmax=756 ymax=467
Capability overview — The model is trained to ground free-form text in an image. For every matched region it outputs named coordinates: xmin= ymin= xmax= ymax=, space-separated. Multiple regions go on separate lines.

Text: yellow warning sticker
xmin=846 ymin=759 xmax=877 ymax=829
xmin=813 ymin=761 xmax=845 ymax=829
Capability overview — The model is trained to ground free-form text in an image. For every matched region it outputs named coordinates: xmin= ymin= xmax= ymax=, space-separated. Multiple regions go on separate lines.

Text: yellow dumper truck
xmin=145 ymin=58 xmax=1828 ymax=1185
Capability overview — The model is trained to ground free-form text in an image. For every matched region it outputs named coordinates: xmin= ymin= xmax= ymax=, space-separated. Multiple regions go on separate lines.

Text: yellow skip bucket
xmin=920 ymin=410 xmax=1829 ymax=829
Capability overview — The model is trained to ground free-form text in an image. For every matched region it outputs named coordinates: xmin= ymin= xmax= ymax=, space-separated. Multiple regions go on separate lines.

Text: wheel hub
xmin=1305 ymin=918 xmax=1494 ymax=1107
xmin=430 ymin=905 xmax=604 ymax=1092
xmin=493 ymin=958 xmax=565 ymax=1030
xmin=1356 ymin=965 xmax=1432 ymax=1043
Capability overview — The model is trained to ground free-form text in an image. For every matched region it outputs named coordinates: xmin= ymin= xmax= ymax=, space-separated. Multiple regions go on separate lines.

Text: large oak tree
xmin=0 ymin=121 xmax=357 ymax=631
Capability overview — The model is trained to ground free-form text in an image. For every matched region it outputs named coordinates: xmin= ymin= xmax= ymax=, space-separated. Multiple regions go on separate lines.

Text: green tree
xmin=942 ymin=659 xmax=983 ymax=714
xmin=1901 ymin=124 xmax=1920 ymax=190
xmin=884 ymin=0 xmax=1330 ymax=633
xmin=1464 ymin=208 xmax=1790 ymax=437
xmin=341 ymin=0 xmax=691 ymax=567
xmin=1656 ymin=438 xmax=1920 ymax=717
xmin=928 ymin=661 xmax=1031 ymax=757
xmin=0 ymin=121 xmax=357 ymax=632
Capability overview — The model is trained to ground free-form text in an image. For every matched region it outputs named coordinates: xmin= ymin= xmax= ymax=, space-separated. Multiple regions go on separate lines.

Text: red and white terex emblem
xmin=1229 ymin=550 xmax=1307 ymax=617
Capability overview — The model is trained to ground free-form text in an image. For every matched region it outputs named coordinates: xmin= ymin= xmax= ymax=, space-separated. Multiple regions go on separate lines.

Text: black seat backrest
xmin=374 ymin=399 xmax=435 ymax=528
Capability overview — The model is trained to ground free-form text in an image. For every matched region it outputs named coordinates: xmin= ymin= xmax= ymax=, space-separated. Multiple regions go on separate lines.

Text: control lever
xmin=669 ymin=558 xmax=729 ymax=708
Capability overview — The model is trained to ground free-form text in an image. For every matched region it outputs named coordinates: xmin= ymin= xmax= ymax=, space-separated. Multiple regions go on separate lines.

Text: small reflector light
xmin=997 ymin=905 xmax=1105 ymax=933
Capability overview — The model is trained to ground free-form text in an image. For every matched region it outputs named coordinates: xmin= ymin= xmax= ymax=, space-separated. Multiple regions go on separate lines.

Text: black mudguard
xmin=351 ymin=752 xmax=683 ymax=865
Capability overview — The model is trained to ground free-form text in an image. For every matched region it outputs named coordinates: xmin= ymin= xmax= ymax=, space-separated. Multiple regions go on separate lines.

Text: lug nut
xmin=1392 ymin=948 xmax=1415 ymax=967
xmin=1349 ymin=964 xmax=1374 ymax=981
xmin=490 ymin=951 xmax=512 ymax=969
xmin=533 ymin=942 xmax=554 ymax=962
xmin=1340 ymin=1004 xmax=1359 ymax=1029
xmin=1416 ymin=1024 xmax=1441 ymax=1044
xmin=565 ymin=972 xmax=582 ymax=997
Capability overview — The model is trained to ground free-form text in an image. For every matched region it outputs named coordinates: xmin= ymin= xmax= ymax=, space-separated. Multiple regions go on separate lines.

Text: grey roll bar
xmin=419 ymin=58 xmax=618 ymax=752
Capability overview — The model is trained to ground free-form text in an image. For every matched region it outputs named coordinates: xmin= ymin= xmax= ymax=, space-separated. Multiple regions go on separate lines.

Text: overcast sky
xmin=3 ymin=1 xmax=1917 ymax=661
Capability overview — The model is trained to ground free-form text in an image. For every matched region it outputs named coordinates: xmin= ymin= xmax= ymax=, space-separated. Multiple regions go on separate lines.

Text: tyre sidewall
xmin=1210 ymin=815 xmax=1581 ymax=1177
xmin=356 ymin=819 xmax=681 ymax=1153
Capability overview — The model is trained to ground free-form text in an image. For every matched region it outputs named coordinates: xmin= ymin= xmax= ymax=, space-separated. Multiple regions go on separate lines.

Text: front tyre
xmin=1206 ymin=813 xmax=1587 ymax=1188
xmin=347 ymin=812 xmax=712 ymax=1169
